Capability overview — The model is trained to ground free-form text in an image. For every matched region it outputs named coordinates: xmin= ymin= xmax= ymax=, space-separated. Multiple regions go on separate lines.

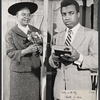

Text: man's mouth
xmin=65 ymin=21 xmax=71 ymax=25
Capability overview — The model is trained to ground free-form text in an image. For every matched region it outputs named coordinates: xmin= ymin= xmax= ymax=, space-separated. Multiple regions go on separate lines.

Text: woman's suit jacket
xmin=5 ymin=24 xmax=42 ymax=72
xmin=49 ymin=25 xmax=98 ymax=99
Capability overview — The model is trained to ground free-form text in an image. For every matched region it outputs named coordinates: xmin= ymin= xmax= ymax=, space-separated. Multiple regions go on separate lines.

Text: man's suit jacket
xmin=5 ymin=24 xmax=42 ymax=72
xmin=49 ymin=25 xmax=98 ymax=99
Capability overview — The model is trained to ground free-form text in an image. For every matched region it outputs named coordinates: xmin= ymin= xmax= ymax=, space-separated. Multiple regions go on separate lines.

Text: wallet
xmin=52 ymin=45 xmax=71 ymax=56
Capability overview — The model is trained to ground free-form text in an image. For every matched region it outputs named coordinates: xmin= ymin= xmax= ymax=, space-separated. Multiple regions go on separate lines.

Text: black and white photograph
xmin=2 ymin=0 xmax=46 ymax=100
xmin=47 ymin=0 xmax=98 ymax=100
xmin=2 ymin=0 xmax=99 ymax=100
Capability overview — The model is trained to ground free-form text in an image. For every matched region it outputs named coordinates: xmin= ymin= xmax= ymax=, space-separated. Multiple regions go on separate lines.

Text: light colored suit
xmin=49 ymin=25 xmax=98 ymax=99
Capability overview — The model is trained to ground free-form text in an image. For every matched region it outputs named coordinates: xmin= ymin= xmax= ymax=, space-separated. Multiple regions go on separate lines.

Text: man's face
xmin=16 ymin=8 xmax=31 ymax=26
xmin=61 ymin=5 xmax=80 ymax=29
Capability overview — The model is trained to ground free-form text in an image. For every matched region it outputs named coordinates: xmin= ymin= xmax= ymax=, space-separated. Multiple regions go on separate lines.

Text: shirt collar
xmin=18 ymin=24 xmax=30 ymax=34
xmin=71 ymin=23 xmax=80 ymax=34
xmin=66 ymin=23 xmax=80 ymax=34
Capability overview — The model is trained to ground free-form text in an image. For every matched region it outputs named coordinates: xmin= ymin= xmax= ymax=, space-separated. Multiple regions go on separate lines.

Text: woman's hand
xmin=21 ymin=44 xmax=38 ymax=56
xmin=37 ymin=46 xmax=43 ymax=55
xmin=27 ymin=44 xmax=38 ymax=53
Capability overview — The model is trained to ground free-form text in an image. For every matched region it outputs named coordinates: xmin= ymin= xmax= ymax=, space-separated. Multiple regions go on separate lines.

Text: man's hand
xmin=52 ymin=53 xmax=60 ymax=62
xmin=51 ymin=53 xmax=61 ymax=67
xmin=60 ymin=45 xmax=80 ymax=62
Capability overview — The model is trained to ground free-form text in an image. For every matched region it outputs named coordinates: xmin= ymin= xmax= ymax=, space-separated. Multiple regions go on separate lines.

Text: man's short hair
xmin=60 ymin=0 xmax=79 ymax=13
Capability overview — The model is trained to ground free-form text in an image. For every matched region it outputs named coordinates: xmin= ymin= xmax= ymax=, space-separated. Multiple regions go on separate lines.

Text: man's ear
xmin=78 ymin=12 xmax=80 ymax=18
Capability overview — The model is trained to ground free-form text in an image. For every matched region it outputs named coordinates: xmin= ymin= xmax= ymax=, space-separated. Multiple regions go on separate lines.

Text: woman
xmin=5 ymin=2 xmax=42 ymax=100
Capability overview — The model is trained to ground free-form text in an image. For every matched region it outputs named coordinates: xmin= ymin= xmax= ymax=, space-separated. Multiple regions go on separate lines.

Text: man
xmin=49 ymin=0 xmax=98 ymax=100
xmin=5 ymin=2 xmax=42 ymax=100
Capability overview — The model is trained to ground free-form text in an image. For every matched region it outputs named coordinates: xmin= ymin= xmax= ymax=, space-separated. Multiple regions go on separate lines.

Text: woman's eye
xmin=22 ymin=13 xmax=26 ymax=16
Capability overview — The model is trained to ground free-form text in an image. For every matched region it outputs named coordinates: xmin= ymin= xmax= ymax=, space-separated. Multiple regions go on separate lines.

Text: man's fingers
xmin=64 ymin=45 xmax=73 ymax=52
xmin=64 ymin=53 xmax=71 ymax=57
xmin=64 ymin=46 xmax=71 ymax=50
xmin=64 ymin=47 xmax=70 ymax=50
xmin=60 ymin=54 xmax=71 ymax=60
xmin=60 ymin=53 xmax=71 ymax=57
xmin=52 ymin=53 xmax=59 ymax=59
xmin=60 ymin=56 xmax=69 ymax=61
xmin=60 ymin=54 xmax=76 ymax=61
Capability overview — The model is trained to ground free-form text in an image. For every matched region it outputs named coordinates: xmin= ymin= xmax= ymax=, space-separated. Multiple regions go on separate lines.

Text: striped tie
xmin=65 ymin=29 xmax=72 ymax=46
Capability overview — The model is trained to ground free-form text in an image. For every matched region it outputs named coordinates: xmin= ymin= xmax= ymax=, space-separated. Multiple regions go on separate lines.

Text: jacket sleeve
xmin=49 ymin=36 xmax=60 ymax=68
xmin=81 ymin=31 xmax=98 ymax=70
xmin=5 ymin=30 xmax=22 ymax=62
xmin=49 ymin=55 xmax=60 ymax=68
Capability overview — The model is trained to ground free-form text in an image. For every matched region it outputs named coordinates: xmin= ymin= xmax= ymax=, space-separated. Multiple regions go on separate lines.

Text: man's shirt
xmin=65 ymin=23 xmax=83 ymax=66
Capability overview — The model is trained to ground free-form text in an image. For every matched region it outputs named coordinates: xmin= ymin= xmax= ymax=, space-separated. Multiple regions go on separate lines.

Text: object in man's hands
xmin=52 ymin=45 xmax=71 ymax=56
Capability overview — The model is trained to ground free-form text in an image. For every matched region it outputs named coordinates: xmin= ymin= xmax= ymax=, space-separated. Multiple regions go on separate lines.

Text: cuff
xmin=74 ymin=54 xmax=83 ymax=66
xmin=53 ymin=61 xmax=60 ymax=67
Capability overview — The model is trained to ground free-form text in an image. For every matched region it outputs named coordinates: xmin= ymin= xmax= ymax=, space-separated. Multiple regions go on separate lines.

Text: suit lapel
xmin=72 ymin=25 xmax=86 ymax=49
xmin=12 ymin=25 xmax=39 ymax=38
xmin=58 ymin=30 xmax=66 ymax=45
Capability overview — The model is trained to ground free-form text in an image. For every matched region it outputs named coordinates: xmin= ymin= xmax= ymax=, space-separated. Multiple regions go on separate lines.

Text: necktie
xmin=65 ymin=29 xmax=73 ymax=46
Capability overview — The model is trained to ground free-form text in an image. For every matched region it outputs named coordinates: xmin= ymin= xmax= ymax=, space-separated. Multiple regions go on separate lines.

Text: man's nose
xmin=65 ymin=14 xmax=70 ymax=20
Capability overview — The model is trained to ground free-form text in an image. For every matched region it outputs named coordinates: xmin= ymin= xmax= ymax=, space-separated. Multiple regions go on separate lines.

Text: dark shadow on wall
xmin=80 ymin=1 xmax=94 ymax=29
xmin=45 ymin=31 xmax=56 ymax=100
xmin=82 ymin=0 xmax=86 ymax=27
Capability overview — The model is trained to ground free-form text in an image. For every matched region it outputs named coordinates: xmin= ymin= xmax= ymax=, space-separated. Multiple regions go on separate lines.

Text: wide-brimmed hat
xmin=8 ymin=2 xmax=38 ymax=15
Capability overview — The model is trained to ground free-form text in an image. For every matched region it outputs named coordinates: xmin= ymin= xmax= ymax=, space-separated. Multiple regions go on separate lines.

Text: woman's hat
xmin=8 ymin=2 xmax=38 ymax=15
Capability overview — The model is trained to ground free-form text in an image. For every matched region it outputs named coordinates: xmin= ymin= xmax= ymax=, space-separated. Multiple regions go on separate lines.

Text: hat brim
xmin=8 ymin=2 xmax=38 ymax=15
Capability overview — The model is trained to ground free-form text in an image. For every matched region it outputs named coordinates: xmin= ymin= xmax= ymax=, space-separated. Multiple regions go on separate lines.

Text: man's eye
xmin=69 ymin=12 xmax=74 ymax=15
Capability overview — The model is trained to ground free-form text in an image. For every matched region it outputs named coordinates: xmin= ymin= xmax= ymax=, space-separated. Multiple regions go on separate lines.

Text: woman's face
xmin=16 ymin=7 xmax=31 ymax=26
